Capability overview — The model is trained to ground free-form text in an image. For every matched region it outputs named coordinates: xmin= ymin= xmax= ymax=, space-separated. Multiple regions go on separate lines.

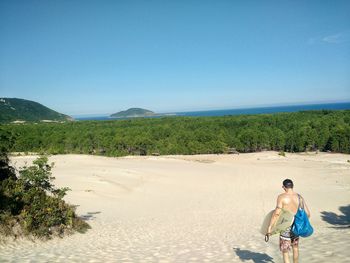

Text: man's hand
xmin=265 ymin=227 xmax=271 ymax=242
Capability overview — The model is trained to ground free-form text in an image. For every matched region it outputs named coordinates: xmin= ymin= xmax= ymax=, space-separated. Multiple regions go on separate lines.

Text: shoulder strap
xmin=297 ymin=194 xmax=304 ymax=209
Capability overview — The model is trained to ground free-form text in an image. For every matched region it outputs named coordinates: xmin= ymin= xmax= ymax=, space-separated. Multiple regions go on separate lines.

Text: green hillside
xmin=0 ymin=98 xmax=73 ymax=123
xmin=110 ymin=108 xmax=155 ymax=118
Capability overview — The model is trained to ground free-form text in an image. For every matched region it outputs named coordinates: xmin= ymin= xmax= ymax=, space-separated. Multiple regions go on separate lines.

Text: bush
xmin=278 ymin=151 xmax=286 ymax=157
xmin=0 ymin=129 xmax=90 ymax=239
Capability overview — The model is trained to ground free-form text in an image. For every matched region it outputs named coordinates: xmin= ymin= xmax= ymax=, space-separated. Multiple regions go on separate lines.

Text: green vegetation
xmin=0 ymin=98 xmax=73 ymax=123
xmin=0 ymin=130 xmax=90 ymax=239
xmin=278 ymin=151 xmax=286 ymax=157
xmin=110 ymin=107 xmax=155 ymax=118
xmin=2 ymin=110 xmax=350 ymax=156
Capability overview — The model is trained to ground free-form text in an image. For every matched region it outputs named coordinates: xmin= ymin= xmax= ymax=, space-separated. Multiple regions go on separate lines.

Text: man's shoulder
xmin=277 ymin=193 xmax=287 ymax=199
xmin=277 ymin=192 xmax=297 ymax=200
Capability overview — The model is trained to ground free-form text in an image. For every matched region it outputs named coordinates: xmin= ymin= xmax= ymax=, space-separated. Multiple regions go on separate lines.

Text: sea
xmin=74 ymin=102 xmax=350 ymax=121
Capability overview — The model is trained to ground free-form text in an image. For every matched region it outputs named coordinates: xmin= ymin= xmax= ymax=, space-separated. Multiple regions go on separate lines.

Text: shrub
xmin=0 ymin=129 xmax=90 ymax=239
xmin=278 ymin=151 xmax=286 ymax=157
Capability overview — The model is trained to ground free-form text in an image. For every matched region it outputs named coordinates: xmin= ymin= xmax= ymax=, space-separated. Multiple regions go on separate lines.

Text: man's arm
xmin=267 ymin=195 xmax=283 ymax=234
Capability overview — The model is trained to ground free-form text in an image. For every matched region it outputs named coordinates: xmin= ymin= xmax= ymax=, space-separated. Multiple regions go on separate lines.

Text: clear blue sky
xmin=1 ymin=0 xmax=349 ymax=115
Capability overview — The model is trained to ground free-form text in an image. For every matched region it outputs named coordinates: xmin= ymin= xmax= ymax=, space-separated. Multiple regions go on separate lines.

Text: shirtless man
xmin=267 ymin=179 xmax=310 ymax=263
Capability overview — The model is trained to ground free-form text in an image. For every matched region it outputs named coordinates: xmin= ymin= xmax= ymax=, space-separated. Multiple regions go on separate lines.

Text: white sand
xmin=1 ymin=151 xmax=349 ymax=262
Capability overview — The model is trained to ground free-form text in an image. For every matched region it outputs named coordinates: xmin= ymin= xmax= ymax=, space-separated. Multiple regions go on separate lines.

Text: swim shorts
xmin=279 ymin=227 xmax=299 ymax=252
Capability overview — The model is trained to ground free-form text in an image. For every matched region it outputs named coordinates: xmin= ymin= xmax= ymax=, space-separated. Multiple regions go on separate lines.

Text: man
xmin=267 ymin=179 xmax=311 ymax=263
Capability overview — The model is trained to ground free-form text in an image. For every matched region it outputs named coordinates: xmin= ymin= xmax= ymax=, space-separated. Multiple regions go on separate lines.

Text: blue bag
xmin=292 ymin=194 xmax=313 ymax=237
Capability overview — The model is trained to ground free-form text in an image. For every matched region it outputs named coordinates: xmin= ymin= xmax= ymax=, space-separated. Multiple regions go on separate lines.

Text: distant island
xmin=0 ymin=98 xmax=73 ymax=123
xmin=110 ymin=108 xmax=156 ymax=118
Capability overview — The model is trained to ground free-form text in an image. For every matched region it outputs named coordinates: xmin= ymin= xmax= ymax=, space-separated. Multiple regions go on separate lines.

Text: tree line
xmin=1 ymin=110 xmax=350 ymax=156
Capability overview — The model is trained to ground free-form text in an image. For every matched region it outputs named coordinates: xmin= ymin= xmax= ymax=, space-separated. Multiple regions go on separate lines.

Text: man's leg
xmin=280 ymin=237 xmax=291 ymax=263
xmin=282 ymin=251 xmax=290 ymax=263
xmin=292 ymin=243 xmax=299 ymax=263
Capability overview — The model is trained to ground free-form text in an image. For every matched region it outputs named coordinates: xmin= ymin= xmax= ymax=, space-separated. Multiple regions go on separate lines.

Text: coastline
xmin=73 ymin=102 xmax=350 ymax=121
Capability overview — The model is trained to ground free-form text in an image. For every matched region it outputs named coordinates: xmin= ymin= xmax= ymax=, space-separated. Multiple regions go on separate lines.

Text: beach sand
xmin=1 ymin=151 xmax=349 ymax=262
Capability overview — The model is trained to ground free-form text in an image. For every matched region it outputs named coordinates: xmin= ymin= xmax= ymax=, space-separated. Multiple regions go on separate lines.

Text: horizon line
xmin=71 ymin=100 xmax=350 ymax=117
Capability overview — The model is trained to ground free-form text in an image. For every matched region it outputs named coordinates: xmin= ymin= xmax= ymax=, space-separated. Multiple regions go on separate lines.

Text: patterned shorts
xmin=279 ymin=227 xmax=299 ymax=253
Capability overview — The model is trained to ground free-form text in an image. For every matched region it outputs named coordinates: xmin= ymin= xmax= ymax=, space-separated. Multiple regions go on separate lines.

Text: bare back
xmin=278 ymin=192 xmax=300 ymax=215
xmin=275 ymin=190 xmax=311 ymax=218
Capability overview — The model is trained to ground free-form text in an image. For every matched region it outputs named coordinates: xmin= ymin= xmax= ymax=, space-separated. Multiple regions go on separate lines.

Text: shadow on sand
xmin=81 ymin=211 xmax=101 ymax=221
xmin=321 ymin=205 xmax=350 ymax=228
xmin=233 ymin=248 xmax=274 ymax=263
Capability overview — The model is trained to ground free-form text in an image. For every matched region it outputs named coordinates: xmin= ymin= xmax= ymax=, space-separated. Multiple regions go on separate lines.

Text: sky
xmin=0 ymin=0 xmax=350 ymax=116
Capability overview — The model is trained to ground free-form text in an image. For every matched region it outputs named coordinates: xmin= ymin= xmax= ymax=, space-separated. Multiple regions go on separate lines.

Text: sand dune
xmin=1 ymin=152 xmax=349 ymax=262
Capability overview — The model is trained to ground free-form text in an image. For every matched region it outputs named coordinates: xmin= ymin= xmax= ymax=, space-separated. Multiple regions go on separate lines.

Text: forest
xmin=1 ymin=110 xmax=350 ymax=156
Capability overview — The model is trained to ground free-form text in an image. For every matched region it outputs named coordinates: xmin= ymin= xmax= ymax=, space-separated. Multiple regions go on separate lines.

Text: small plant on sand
xmin=0 ymin=130 xmax=90 ymax=239
xmin=278 ymin=151 xmax=286 ymax=157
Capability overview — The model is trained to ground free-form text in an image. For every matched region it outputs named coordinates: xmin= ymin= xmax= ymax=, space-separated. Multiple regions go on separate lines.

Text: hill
xmin=0 ymin=98 xmax=73 ymax=123
xmin=110 ymin=108 xmax=155 ymax=118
